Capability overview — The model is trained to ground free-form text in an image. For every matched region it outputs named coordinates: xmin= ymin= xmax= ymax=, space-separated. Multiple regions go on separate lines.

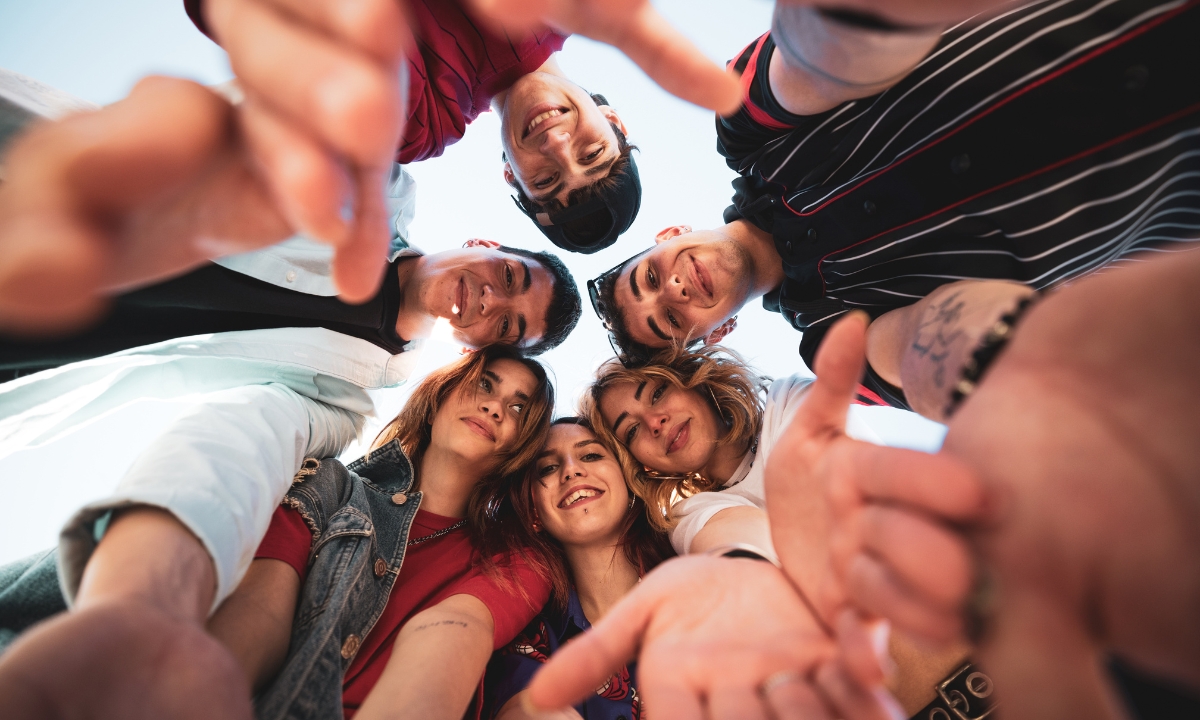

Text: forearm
xmin=207 ymin=558 xmax=301 ymax=692
xmin=688 ymin=506 xmax=776 ymax=560
xmin=356 ymin=594 xmax=495 ymax=720
xmin=865 ymin=280 xmax=1036 ymax=421
xmin=74 ymin=507 xmax=215 ymax=623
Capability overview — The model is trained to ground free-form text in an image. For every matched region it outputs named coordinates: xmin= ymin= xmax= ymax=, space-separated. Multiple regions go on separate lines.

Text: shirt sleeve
xmin=439 ymin=555 xmax=552 ymax=650
xmin=57 ymin=382 xmax=360 ymax=613
xmin=254 ymin=504 xmax=314 ymax=585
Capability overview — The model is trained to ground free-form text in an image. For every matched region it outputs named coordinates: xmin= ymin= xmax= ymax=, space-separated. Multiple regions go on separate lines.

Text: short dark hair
xmin=498 ymin=244 xmax=581 ymax=356
xmin=505 ymin=94 xmax=639 ymax=249
xmin=593 ymin=249 xmax=658 ymax=364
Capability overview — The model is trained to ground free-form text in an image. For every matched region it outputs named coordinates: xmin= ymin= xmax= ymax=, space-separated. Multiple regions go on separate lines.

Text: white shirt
xmin=669 ymin=374 xmax=881 ymax=556
xmin=0 ymin=166 xmax=422 ymax=611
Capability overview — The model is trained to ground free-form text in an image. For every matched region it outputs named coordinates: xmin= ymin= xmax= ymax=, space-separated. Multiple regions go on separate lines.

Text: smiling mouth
xmin=666 ymin=419 xmax=691 ymax=455
xmin=463 ymin=417 xmax=494 ymax=442
xmin=453 ymin=278 xmax=466 ymax=322
xmin=560 ymin=486 xmax=603 ymax=508
xmin=690 ymin=257 xmax=714 ymax=300
xmin=523 ymin=107 xmax=568 ymax=139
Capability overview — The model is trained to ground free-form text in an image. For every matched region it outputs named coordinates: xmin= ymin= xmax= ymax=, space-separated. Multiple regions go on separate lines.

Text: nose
xmin=560 ymin=456 xmax=586 ymax=483
xmin=479 ymin=284 xmax=496 ymax=317
xmin=646 ymin=411 xmax=669 ymax=438
xmin=666 ymin=272 xmax=688 ymax=301
xmin=479 ymin=398 xmax=501 ymax=422
xmin=539 ymin=129 xmax=572 ymax=163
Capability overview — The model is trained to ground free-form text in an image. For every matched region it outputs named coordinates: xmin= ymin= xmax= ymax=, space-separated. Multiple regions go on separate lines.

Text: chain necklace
xmin=406 ymin=519 xmax=466 ymax=547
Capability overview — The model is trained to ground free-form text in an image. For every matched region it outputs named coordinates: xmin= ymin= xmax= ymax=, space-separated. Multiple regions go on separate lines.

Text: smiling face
xmin=597 ymin=378 xmax=724 ymax=476
xmin=407 ymin=244 xmax=554 ymax=350
xmin=428 ymin=358 xmax=540 ymax=470
xmin=612 ymin=226 xmax=756 ymax=349
xmin=499 ymin=72 xmax=626 ymax=207
xmin=531 ymin=423 xmax=631 ymax=548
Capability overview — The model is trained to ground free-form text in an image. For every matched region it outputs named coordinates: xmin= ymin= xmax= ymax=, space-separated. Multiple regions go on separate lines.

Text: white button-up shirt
xmin=0 ymin=166 xmax=423 ymax=610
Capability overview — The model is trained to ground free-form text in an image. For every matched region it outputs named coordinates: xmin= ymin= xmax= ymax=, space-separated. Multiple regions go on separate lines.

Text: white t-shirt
xmin=669 ymin=374 xmax=881 ymax=555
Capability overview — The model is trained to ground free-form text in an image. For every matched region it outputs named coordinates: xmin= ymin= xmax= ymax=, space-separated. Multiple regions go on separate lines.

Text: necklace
xmin=406 ymin=519 xmax=466 ymax=547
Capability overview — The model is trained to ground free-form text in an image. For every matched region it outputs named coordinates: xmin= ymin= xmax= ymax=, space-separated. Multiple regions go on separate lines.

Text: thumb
xmin=527 ymin=583 xmax=657 ymax=711
xmin=797 ymin=312 xmax=870 ymax=436
xmin=331 ymin=166 xmax=390 ymax=303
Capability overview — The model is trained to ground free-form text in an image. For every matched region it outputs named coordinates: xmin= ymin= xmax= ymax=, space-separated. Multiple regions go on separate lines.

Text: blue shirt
xmin=485 ymin=589 xmax=640 ymax=720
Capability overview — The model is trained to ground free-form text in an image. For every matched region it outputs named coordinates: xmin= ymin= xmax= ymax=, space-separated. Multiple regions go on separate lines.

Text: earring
xmin=531 ymin=519 xmax=541 ymax=532
xmin=628 ymin=496 xmax=636 ymax=510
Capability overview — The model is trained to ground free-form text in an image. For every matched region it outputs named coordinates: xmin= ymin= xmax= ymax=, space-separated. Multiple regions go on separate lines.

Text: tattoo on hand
xmin=412 ymin=620 xmax=470 ymax=632
xmin=910 ymin=291 xmax=966 ymax=388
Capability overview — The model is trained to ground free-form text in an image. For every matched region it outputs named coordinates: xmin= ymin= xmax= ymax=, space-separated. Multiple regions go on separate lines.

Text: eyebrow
xmin=646 ymin=317 xmax=671 ymax=341
xmin=629 ymin=262 xmax=641 ymax=300
xmin=585 ymin=156 xmax=617 ymax=178
xmin=515 ymin=316 xmax=527 ymax=347
xmin=575 ymin=439 xmax=600 ymax=448
xmin=520 ymin=261 xmax=531 ymax=292
xmin=634 ymin=381 xmax=646 ymax=401
xmin=533 ymin=182 xmax=565 ymax=204
xmin=610 ymin=381 xmax=646 ymax=435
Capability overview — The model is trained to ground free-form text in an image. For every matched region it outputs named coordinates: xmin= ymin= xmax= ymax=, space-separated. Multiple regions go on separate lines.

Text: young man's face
xmin=410 ymin=242 xmax=554 ymax=350
xmin=499 ymin=72 xmax=627 ymax=206
xmin=611 ymin=226 xmax=755 ymax=349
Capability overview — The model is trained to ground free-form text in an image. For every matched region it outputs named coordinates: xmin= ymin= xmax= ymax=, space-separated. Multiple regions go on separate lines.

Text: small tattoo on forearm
xmin=910 ymin=291 xmax=966 ymax=389
xmin=412 ymin=620 xmax=470 ymax=631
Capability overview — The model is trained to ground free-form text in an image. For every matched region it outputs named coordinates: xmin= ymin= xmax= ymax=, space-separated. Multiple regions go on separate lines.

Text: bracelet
xmin=704 ymin=542 xmax=781 ymax=568
xmin=944 ymin=293 xmax=1039 ymax=417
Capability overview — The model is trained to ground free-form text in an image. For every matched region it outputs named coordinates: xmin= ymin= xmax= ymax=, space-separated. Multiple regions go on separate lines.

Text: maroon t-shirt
xmin=183 ymin=0 xmax=566 ymax=163
xmin=255 ymin=505 xmax=550 ymax=719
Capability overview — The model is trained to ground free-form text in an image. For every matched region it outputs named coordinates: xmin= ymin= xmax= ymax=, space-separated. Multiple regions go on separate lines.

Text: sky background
xmin=0 ymin=0 xmax=946 ymax=564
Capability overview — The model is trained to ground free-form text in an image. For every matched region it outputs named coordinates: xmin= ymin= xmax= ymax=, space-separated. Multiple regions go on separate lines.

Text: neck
xmin=726 ymin=219 xmax=785 ymax=298
xmin=563 ymin=536 xmax=642 ymax=626
xmin=490 ymin=55 xmax=565 ymax=114
xmin=700 ymin=435 xmax=753 ymax=486
xmin=393 ymin=256 xmax=435 ymax=342
xmin=414 ymin=443 xmax=484 ymax=518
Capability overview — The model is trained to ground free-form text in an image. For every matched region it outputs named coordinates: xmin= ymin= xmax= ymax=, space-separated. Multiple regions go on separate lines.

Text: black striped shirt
xmin=718 ymin=0 xmax=1200 ymax=408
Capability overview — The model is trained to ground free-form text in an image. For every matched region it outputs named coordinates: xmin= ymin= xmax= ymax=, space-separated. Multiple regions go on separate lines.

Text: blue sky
xmin=0 ymin=0 xmax=945 ymax=563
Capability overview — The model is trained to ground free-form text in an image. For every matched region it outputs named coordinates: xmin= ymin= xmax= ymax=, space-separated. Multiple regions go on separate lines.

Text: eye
xmin=580 ymin=452 xmax=604 ymax=462
xmin=647 ymin=265 xmax=658 ymax=290
xmin=510 ymin=402 xmax=525 ymax=415
xmin=583 ymin=145 xmax=604 ymax=162
xmin=666 ymin=309 xmax=682 ymax=330
xmin=499 ymin=316 xmax=511 ymax=340
xmin=651 ymin=383 xmax=666 ymax=403
xmin=479 ymin=377 xmax=493 ymax=393
xmin=624 ymin=422 xmax=639 ymax=446
xmin=534 ymin=173 xmax=558 ymax=190
xmin=538 ymin=463 xmax=559 ymax=477
xmin=505 ymin=264 xmax=513 ymax=289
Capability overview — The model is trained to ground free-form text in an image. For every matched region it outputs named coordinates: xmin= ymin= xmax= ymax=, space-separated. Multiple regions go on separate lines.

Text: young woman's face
xmin=598 ymin=378 xmax=723 ymax=476
xmin=430 ymin=358 xmax=539 ymax=469
xmin=531 ymin=423 xmax=631 ymax=548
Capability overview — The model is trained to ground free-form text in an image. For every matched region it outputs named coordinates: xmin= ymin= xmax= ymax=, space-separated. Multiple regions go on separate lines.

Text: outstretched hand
xmin=467 ymin=0 xmax=742 ymax=116
xmin=0 ymin=77 xmax=297 ymax=334
xmin=0 ymin=602 xmax=253 ymax=720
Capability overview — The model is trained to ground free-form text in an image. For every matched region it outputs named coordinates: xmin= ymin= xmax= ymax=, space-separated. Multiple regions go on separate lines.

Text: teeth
xmin=451 ymin=303 xmax=459 ymax=315
xmin=563 ymin=488 xmax=599 ymax=507
xmin=527 ymin=109 xmax=563 ymax=135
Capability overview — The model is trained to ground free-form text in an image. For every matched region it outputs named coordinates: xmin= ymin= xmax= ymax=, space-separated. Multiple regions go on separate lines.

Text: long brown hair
xmin=482 ymin=417 xmax=674 ymax=608
xmin=582 ymin=344 xmax=770 ymax=532
xmin=371 ymin=345 xmax=554 ymax=550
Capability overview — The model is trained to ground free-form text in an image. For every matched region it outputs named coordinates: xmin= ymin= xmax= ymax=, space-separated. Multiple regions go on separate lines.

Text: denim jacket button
xmin=373 ymin=558 xmax=387 ymax=577
xmin=391 ymin=492 xmax=407 ymax=505
xmin=341 ymin=634 xmax=361 ymax=660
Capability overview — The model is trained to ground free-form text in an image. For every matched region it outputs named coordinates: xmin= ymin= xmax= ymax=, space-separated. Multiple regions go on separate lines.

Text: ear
xmin=459 ymin=346 xmax=475 ymax=355
xmin=599 ymin=106 xmax=629 ymax=139
xmin=654 ymin=225 xmax=693 ymax=245
xmin=704 ymin=316 xmax=738 ymax=345
xmin=503 ymin=162 xmax=515 ymax=186
xmin=463 ymin=238 xmax=501 ymax=249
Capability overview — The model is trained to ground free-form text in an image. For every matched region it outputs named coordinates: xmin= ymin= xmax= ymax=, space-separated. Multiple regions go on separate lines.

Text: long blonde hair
xmin=581 ymin=344 xmax=769 ymax=531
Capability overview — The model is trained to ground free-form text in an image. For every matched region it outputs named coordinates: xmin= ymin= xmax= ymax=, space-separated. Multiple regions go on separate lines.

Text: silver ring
xmin=759 ymin=670 xmax=805 ymax=697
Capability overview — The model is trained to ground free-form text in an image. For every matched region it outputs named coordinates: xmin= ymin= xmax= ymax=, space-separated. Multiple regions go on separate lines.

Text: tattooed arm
xmin=865 ymin=280 xmax=1036 ymax=421
xmin=355 ymin=594 xmax=495 ymax=720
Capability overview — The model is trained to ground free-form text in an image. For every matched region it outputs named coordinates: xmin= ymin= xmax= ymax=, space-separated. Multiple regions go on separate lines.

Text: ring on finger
xmin=760 ymin=670 xmax=805 ymax=697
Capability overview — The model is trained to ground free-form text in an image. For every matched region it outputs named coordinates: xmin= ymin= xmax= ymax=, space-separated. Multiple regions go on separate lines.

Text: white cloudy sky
xmin=0 ymin=0 xmax=945 ymax=564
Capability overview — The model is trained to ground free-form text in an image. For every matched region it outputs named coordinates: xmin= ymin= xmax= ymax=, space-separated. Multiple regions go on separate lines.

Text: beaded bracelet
xmin=944 ymin=294 xmax=1040 ymax=417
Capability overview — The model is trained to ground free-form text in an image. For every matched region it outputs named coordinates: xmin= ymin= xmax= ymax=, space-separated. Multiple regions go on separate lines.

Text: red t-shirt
xmin=183 ymin=0 xmax=566 ymax=164
xmin=255 ymin=505 xmax=550 ymax=719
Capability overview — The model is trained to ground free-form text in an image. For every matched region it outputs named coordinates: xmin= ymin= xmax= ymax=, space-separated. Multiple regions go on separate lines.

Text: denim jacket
xmin=256 ymin=439 xmax=423 ymax=720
